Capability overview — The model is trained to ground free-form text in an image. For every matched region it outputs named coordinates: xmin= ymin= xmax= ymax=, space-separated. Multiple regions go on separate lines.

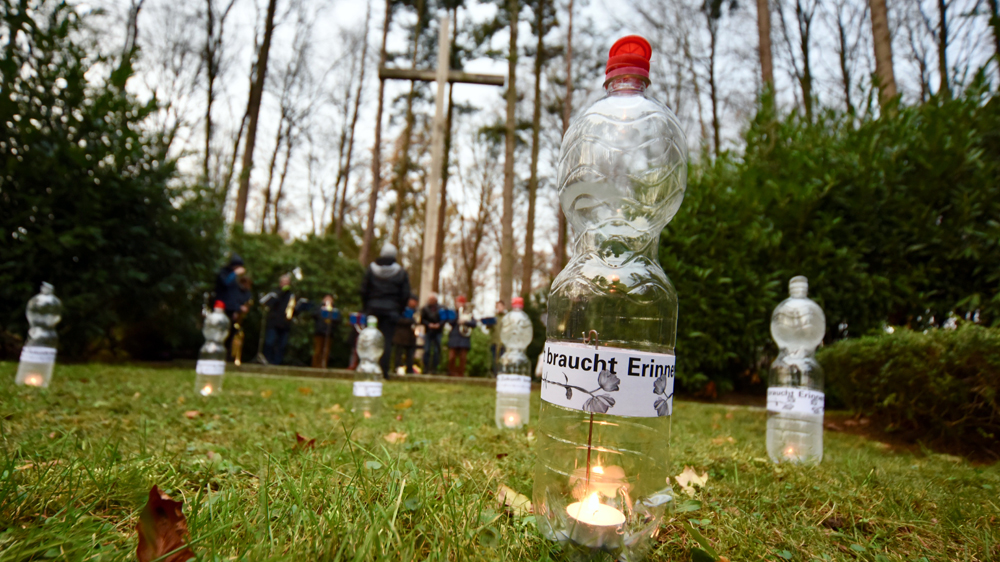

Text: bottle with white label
xmin=195 ymin=300 xmax=230 ymax=396
xmin=352 ymin=316 xmax=384 ymax=418
xmin=495 ymin=296 xmax=533 ymax=429
xmin=15 ymin=282 xmax=62 ymax=388
xmin=767 ymin=276 xmax=826 ymax=465
xmin=532 ymin=35 xmax=688 ymax=561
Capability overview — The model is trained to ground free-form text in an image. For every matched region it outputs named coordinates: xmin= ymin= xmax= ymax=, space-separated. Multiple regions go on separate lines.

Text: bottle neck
xmin=574 ymin=227 xmax=660 ymax=265
xmin=605 ymin=75 xmax=648 ymax=95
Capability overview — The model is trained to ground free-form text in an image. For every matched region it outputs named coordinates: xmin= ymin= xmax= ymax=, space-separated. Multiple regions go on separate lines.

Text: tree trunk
xmin=234 ymin=0 xmax=278 ymax=227
xmin=988 ymin=0 xmax=1000 ymax=84
xmin=522 ymin=0 xmax=546 ymax=298
xmin=500 ymin=0 xmax=519 ymax=307
xmin=336 ymin=6 xmax=371 ymax=238
xmin=555 ymin=0 xmax=572 ymax=274
xmin=707 ymin=20 xmax=720 ymax=155
xmin=391 ymin=0 xmax=424 ymax=249
xmin=835 ymin=5 xmax=854 ymax=114
xmin=260 ymin=117 xmax=286 ymax=233
xmin=936 ymin=0 xmax=950 ymax=99
xmin=272 ymin=133 xmax=294 ymax=235
xmin=797 ymin=0 xmax=814 ymax=121
xmin=757 ymin=0 xmax=774 ymax=89
xmin=203 ymin=0 xmax=214 ymax=183
xmin=869 ymin=0 xmax=897 ymax=110
xmin=360 ymin=0 xmax=393 ymax=265
xmin=330 ymin=72 xmax=355 ymax=234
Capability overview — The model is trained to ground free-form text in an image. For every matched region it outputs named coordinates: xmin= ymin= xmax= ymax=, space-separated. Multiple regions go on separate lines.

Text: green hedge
xmin=818 ymin=325 xmax=1000 ymax=448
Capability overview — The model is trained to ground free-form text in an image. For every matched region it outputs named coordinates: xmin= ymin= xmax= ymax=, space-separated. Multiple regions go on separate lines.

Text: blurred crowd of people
xmin=211 ymin=243 xmax=509 ymax=378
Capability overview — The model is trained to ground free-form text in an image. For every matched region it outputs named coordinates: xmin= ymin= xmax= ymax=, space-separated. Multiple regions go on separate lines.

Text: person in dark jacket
xmin=214 ymin=254 xmax=250 ymax=360
xmin=420 ymin=294 xmax=444 ymax=374
xmin=262 ymin=274 xmax=307 ymax=365
xmin=392 ymin=296 xmax=418 ymax=374
xmin=311 ymin=294 xmax=341 ymax=368
xmin=447 ymin=295 xmax=477 ymax=376
xmin=360 ymin=243 xmax=410 ymax=378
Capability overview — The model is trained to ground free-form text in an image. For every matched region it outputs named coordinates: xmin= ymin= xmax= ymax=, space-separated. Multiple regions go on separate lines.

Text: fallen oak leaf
xmin=383 ymin=432 xmax=407 ymax=444
xmin=394 ymin=398 xmax=414 ymax=410
xmin=675 ymin=466 xmax=709 ymax=497
xmin=497 ymin=484 xmax=532 ymax=517
xmin=323 ymin=404 xmax=344 ymax=414
xmin=15 ymin=460 xmax=62 ymax=471
xmin=136 ymin=486 xmax=195 ymax=562
xmin=260 ymin=390 xmax=273 ymax=399
xmin=298 ymin=387 xmax=313 ymax=395
xmin=183 ymin=411 xmax=200 ymax=419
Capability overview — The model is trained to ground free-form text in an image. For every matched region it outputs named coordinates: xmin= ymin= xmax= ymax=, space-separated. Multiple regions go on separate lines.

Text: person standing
xmin=392 ymin=295 xmax=418 ymax=374
xmin=486 ymin=300 xmax=506 ymax=376
xmin=262 ymin=274 xmax=305 ymax=365
xmin=214 ymin=255 xmax=250 ymax=360
xmin=420 ymin=294 xmax=444 ymax=374
xmin=311 ymin=294 xmax=341 ymax=368
xmin=447 ymin=295 xmax=477 ymax=377
xmin=360 ymin=243 xmax=410 ymax=378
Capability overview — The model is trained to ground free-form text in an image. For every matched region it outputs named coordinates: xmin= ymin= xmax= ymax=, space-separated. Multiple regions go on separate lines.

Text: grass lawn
xmin=0 ymin=363 xmax=997 ymax=561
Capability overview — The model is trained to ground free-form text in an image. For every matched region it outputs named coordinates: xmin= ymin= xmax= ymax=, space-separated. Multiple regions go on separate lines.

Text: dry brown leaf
xmin=183 ymin=411 xmax=200 ymax=419
xmin=394 ymin=398 xmax=414 ymax=410
xmin=15 ymin=460 xmax=62 ymax=471
xmin=711 ymin=436 xmax=736 ymax=445
xmin=176 ymin=396 xmax=185 ymax=405
xmin=383 ymin=432 xmax=407 ymax=444
xmin=674 ymin=466 xmax=709 ymax=497
xmin=295 ymin=433 xmax=316 ymax=449
xmin=323 ymin=404 xmax=345 ymax=414
xmin=497 ymin=484 xmax=533 ymax=516
xmin=133 ymin=392 xmax=141 ymax=399
xmin=260 ymin=390 xmax=273 ymax=399
xmin=48 ymin=432 xmax=56 ymax=439
xmin=395 ymin=414 xmax=403 ymax=421
xmin=724 ymin=412 xmax=734 ymax=419
xmin=297 ymin=387 xmax=313 ymax=395
xmin=136 ymin=486 xmax=195 ymax=562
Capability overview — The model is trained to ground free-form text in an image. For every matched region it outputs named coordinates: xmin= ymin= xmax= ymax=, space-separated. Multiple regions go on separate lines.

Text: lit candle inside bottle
xmin=783 ymin=445 xmax=802 ymax=461
xmin=566 ymin=492 xmax=626 ymax=527
xmin=24 ymin=374 xmax=44 ymax=387
xmin=200 ymin=385 xmax=213 ymax=396
xmin=503 ymin=411 xmax=521 ymax=428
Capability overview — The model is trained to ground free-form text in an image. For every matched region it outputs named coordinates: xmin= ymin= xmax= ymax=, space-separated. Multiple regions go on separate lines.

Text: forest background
xmin=1 ymin=0 xmax=998 ymax=393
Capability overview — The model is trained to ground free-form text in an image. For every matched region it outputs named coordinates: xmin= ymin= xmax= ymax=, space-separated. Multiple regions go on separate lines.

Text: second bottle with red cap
xmin=494 ymin=296 xmax=534 ymax=429
xmin=195 ymin=300 xmax=230 ymax=396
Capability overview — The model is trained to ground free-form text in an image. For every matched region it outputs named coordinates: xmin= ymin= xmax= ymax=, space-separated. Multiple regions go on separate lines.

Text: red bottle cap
xmin=511 ymin=297 xmax=524 ymax=309
xmin=605 ymin=35 xmax=651 ymax=84
xmin=214 ymin=300 xmax=225 ymax=310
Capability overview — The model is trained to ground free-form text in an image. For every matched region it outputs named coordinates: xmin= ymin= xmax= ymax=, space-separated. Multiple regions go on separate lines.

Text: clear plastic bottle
xmin=352 ymin=316 xmax=384 ymax=418
xmin=533 ymin=36 xmax=688 ymax=561
xmin=15 ymin=282 xmax=62 ymax=388
xmin=495 ymin=296 xmax=533 ymax=429
xmin=767 ymin=276 xmax=826 ymax=465
xmin=195 ymin=300 xmax=230 ymax=396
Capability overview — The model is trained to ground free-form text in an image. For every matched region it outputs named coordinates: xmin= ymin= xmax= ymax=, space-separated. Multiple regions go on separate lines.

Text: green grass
xmin=0 ymin=363 xmax=997 ymax=561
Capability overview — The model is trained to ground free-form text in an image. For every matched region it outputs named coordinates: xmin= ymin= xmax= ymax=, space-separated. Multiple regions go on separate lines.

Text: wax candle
xmin=200 ymin=384 xmax=214 ymax=396
xmin=503 ymin=411 xmax=521 ymax=428
xmin=566 ymin=492 xmax=626 ymax=527
xmin=23 ymin=374 xmax=44 ymax=387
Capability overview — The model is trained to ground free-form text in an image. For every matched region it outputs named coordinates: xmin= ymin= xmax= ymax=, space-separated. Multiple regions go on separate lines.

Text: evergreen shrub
xmin=819 ymin=325 xmax=1000 ymax=449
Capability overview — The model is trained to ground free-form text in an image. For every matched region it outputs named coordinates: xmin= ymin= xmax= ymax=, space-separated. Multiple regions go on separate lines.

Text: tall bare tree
xmin=777 ymin=0 xmax=818 ymax=120
xmin=555 ymin=0 xmax=573 ymax=273
xmin=500 ymin=0 xmax=520 ymax=306
xmin=202 ymin=0 xmax=237 ymax=185
xmin=234 ymin=0 xmax=279 ymax=227
xmin=758 ymin=0 xmax=774 ymax=89
xmin=921 ymin=0 xmax=952 ymax=98
xmin=361 ymin=0 xmax=394 ymax=265
xmin=335 ymin=7 xmax=371 ymax=238
xmin=869 ymin=0 xmax=898 ymax=109
xmin=989 ymin=0 xmax=1000 ymax=83
xmin=390 ymin=0 xmax=427 ymax=248
xmin=827 ymin=0 xmax=866 ymax=114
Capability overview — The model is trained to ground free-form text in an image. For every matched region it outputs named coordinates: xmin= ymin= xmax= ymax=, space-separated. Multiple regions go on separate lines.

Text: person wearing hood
xmin=214 ymin=254 xmax=250 ymax=360
xmin=360 ymin=243 xmax=411 ymax=377
xmin=262 ymin=274 xmax=308 ymax=365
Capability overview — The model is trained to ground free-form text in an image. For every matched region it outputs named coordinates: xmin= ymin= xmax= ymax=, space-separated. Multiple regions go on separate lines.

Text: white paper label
xmin=353 ymin=381 xmax=383 ymax=397
xmin=540 ymin=341 xmax=675 ymax=418
xmin=19 ymin=346 xmax=56 ymax=364
xmin=767 ymin=387 xmax=825 ymax=416
xmin=196 ymin=360 xmax=226 ymax=376
xmin=496 ymin=374 xmax=532 ymax=395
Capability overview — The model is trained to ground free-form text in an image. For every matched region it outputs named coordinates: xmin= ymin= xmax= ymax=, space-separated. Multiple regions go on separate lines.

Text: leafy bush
xmin=0 ymin=0 xmax=223 ymax=359
xmin=818 ymin=325 xmax=1000 ymax=449
xmin=662 ymin=83 xmax=1000 ymax=392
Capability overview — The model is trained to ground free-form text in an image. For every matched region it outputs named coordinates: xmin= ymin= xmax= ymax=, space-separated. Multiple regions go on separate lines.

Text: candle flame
xmin=24 ymin=374 xmax=43 ymax=387
xmin=592 ymin=465 xmax=604 ymax=475
xmin=201 ymin=385 xmax=213 ymax=396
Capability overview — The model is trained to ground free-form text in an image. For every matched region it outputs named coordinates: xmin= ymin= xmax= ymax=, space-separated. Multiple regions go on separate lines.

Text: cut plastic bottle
xmin=15 ymin=282 xmax=62 ymax=388
xmin=353 ymin=316 xmax=384 ymax=418
xmin=767 ymin=276 xmax=826 ymax=465
xmin=195 ymin=300 xmax=230 ymax=396
xmin=495 ymin=296 xmax=533 ymax=429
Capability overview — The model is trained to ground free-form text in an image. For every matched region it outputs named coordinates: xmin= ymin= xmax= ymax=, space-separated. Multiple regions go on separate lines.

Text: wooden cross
xmin=378 ymin=14 xmax=505 ymax=306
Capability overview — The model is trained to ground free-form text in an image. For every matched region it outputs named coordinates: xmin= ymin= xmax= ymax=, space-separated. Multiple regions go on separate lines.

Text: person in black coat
xmin=360 ymin=243 xmax=410 ymax=378
xmin=261 ymin=274 xmax=307 ymax=365
xmin=311 ymin=294 xmax=341 ymax=368
xmin=214 ymin=254 xmax=250 ymax=360
xmin=419 ymin=294 xmax=444 ymax=374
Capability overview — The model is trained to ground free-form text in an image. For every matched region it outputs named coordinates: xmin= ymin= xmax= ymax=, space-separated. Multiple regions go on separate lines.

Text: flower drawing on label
xmin=653 ymin=373 xmax=673 ymax=417
xmin=544 ymin=369 xmax=620 ymax=414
